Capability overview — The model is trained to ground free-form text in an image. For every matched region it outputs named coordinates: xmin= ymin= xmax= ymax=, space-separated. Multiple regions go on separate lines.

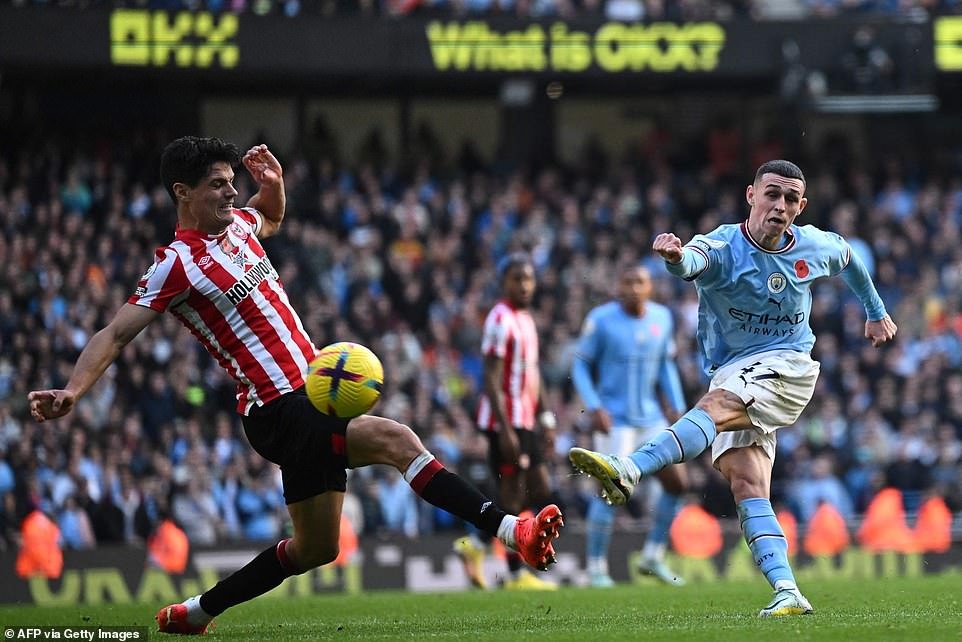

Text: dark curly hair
xmin=160 ymin=136 xmax=241 ymax=204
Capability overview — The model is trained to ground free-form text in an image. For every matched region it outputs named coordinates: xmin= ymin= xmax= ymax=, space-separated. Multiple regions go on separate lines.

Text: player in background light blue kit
xmin=571 ymin=264 xmax=689 ymax=588
xmin=570 ymin=160 xmax=897 ymax=617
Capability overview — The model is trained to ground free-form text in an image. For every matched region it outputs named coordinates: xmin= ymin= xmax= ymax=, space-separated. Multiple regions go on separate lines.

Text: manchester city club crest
xmin=767 ymin=272 xmax=787 ymax=294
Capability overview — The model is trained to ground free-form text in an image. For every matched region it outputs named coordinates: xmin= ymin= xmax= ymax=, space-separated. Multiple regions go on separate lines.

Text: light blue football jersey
xmin=572 ymin=300 xmax=686 ymax=428
xmin=680 ymin=222 xmax=850 ymax=375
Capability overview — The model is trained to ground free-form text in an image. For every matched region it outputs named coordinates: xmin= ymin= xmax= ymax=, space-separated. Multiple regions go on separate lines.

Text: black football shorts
xmin=242 ymin=387 xmax=351 ymax=504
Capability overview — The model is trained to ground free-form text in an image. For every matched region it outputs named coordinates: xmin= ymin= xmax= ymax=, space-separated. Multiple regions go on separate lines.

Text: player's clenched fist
xmin=865 ymin=314 xmax=898 ymax=348
xmin=28 ymin=389 xmax=76 ymax=422
xmin=653 ymin=233 xmax=684 ymax=264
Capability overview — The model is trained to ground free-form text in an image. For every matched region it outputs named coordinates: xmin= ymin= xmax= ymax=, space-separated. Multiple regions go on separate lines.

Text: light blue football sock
xmin=648 ymin=491 xmax=681 ymax=548
xmin=586 ymin=496 xmax=615 ymax=563
xmin=628 ymin=408 xmax=717 ymax=477
xmin=738 ymin=497 xmax=797 ymax=591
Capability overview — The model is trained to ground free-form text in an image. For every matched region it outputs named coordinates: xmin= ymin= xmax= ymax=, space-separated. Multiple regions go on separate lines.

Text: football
xmin=305 ymin=341 xmax=384 ymax=418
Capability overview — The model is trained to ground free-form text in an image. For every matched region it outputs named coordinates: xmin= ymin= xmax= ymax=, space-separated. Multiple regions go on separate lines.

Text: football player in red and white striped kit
xmin=454 ymin=254 xmax=559 ymax=591
xmin=28 ymin=136 xmax=563 ymax=635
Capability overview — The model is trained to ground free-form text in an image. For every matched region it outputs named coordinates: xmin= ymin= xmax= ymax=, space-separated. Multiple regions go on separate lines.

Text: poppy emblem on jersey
xmin=795 ymin=259 xmax=810 ymax=278
xmin=767 ymin=272 xmax=787 ymax=294
xmin=639 ymin=326 xmax=659 ymax=342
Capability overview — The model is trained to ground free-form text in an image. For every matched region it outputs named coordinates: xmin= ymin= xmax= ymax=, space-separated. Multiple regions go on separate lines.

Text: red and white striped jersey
xmin=128 ymin=208 xmax=316 ymax=415
xmin=476 ymin=300 xmax=540 ymax=431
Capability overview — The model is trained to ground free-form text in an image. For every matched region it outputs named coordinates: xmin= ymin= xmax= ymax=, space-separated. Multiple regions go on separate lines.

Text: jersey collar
xmin=740 ymin=220 xmax=797 ymax=254
xmin=175 ymin=223 xmax=227 ymax=241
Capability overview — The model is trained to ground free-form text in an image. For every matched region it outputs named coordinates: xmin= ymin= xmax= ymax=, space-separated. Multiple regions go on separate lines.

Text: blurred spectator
xmin=89 ymin=486 xmax=126 ymax=544
xmin=15 ymin=507 xmax=63 ymax=579
xmin=171 ymin=476 xmax=223 ymax=546
xmin=211 ymin=413 xmax=244 ymax=470
xmin=789 ymin=453 xmax=855 ymax=524
xmin=375 ymin=467 xmax=420 ymax=538
xmin=147 ymin=516 xmax=190 ymax=574
xmin=58 ymin=495 xmax=97 ymax=550
xmin=235 ymin=468 xmax=285 ymax=541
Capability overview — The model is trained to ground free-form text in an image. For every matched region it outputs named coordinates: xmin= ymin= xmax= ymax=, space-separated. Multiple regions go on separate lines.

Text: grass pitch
xmin=1 ymin=575 xmax=959 ymax=641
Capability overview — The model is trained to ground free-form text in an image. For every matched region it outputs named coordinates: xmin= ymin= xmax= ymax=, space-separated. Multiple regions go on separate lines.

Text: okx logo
xmin=110 ymin=10 xmax=239 ymax=68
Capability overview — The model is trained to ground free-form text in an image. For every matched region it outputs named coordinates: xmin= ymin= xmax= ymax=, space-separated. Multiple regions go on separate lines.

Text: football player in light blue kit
xmin=570 ymin=160 xmax=897 ymax=617
xmin=572 ymin=264 xmax=689 ymax=588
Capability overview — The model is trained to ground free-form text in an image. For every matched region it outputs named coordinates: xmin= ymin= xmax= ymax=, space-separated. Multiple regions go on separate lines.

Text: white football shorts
xmin=709 ymin=349 xmax=820 ymax=466
xmin=593 ymin=422 xmax=668 ymax=457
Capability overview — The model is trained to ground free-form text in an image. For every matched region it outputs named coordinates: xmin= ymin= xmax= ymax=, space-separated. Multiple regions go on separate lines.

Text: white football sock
xmin=184 ymin=595 xmax=213 ymax=625
xmin=403 ymin=451 xmax=436 ymax=484
xmin=497 ymin=515 xmax=519 ymax=550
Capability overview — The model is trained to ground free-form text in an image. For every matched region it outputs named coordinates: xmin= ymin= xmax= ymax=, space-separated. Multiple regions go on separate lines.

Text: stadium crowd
xmin=1 ymin=121 xmax=961 ymax=553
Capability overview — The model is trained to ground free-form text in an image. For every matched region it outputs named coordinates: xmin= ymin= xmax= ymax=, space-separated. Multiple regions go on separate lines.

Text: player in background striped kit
xmin=455 ymin=253 xmax=559 ymax=591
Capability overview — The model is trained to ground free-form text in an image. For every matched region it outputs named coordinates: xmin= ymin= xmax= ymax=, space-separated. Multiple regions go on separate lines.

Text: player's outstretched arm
xmin=28 ymin=303 xmax=159 ymax=422
xmin=838 ymin=249 xmax=895 ymax=348
xmin=653 ymin=233 xmax=709 ymax=280
xmin=242 ymin=144 xmax=285 ymax=239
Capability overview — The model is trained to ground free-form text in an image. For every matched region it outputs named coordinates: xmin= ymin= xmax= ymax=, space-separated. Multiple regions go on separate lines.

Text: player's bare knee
xmin=347 ymin=415 xmax=424 ymax=469
xmin=696 ymin=389 xmax=750 ymax=432
xmin=695 ymin=389 xmax=735 ymax=413
xmin=295 ymin=541 xmax=339 ymax=570
xmin=366 ymin=417 xmax=424 ymax=471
